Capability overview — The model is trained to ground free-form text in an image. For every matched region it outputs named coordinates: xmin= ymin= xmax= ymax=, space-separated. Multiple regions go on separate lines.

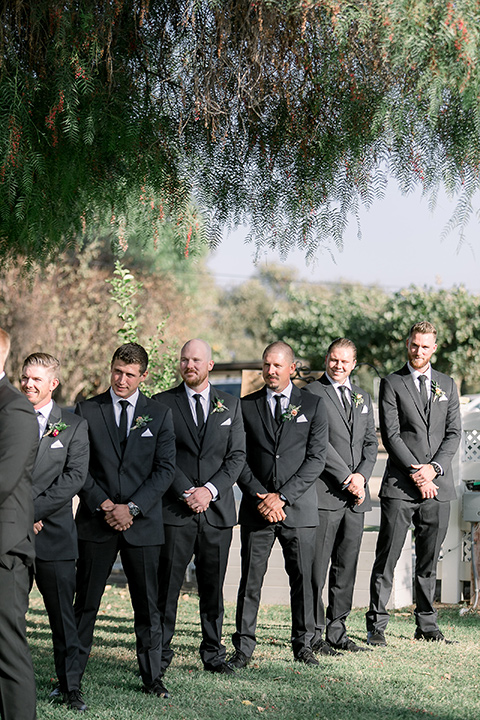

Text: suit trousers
xmin=233 ymin=523 xmax=316 ymax=658
xmin=35 ymin=559 xmax=81 ymax=692
xmin=158 ymin=515 xmax=232 ymax=670
xmin=312 ymin=507 xmax=364 ymax=647
xmin=366 ymin=497 xmax=450 ymax=633
xmin=0 ymin=554 xmax=36 ymax=720
xmin=75 ymin=536 xmax=162 ymax=686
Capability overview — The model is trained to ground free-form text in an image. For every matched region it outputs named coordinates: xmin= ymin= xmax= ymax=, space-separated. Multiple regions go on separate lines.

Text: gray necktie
xmin=418 ymin=374 xmax=429 ymax=413
xmin=339 ymin=385 xmax=352 ymax=424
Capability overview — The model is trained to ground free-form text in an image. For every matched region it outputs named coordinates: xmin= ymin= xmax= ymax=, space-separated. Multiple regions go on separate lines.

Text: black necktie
xmin=36 ymin=410 xmax=43 ymax=439
xmin=194 ymin=394 xmax=205 ymax=435
xmin=418 ymin=374 xmax=429 ymax=413
xmin=339 ymin=385 xmax=352 ymax=424
xmin=274 ymin=395 xmax=284 ymax=426
xmin=119 ymin=400 xmax=129 ymax=452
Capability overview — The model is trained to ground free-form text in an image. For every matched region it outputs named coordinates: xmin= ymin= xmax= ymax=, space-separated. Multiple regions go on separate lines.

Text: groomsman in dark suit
xmin=366 ymin=321 xmax=461 ymax=646
xmin=304 ymin=338 xmax=377 ymax=654
xmin=74 ymin=343 xmax=176 ymax=698
xmin=228 ymin=341 xmax=328 ymax=668
xmin=154 ymin=339 xmax=245 ymax=674
xmin=21 ymin=353 xmax=89 ymax=712
xmin=0 ymin=328 xmax=38 ymax=720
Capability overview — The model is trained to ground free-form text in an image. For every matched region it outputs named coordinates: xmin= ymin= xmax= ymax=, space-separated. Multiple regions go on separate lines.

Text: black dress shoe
xmin=204 ymin=661 xmax=236 ymax=675
xmin=295 ymin=648 xmax=319 ymax=666
xmin=142 ymin=677 xmax=170 ymax=698
xmin=414 ymin=628 xmax=457 ymax=644
xmin=367 ymin=630 xmax=387 ymax=646
xmin=63 ymin=689 xmax=87 ymax=712
xmin=227 ymin=650 xmax=251 ymax=669
xmin=312 ymin=639 xmax=342 ymax=656
xmin=332 ymin=637 xmax=372 ymax=653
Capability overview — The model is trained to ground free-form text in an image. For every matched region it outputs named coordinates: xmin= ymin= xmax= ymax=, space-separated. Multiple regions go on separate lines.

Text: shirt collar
xmin=36 ymin=399 xmax=54 ymax=420
xmin=325 ymin=372 xmax=353 ymax=392
xmin=408 ymin=363 xmax=432 ymax=382
xmin=184 ymin=383 xmax=210 ymax=402
xmin=266 ymin=381 xmax=293 ymax=402
xmin=110 ymin=387 xmax=139 ymax=407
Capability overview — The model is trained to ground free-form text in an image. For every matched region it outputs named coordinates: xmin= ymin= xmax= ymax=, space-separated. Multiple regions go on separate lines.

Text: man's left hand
xmin=256 ymin=492 xmax=286 ymax=523
xmin=410 ymin=463 xmax=437 ymax=487
xmin=184 ymin=486 xmax=213 ymax=514
xmin=104 ymin=504 xmax=133 ymax=531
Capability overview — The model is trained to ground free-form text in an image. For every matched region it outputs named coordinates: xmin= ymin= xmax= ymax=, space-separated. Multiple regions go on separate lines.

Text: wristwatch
xmin=430 ymin=461 xmax=442 ymax=477
xmin=127 ymin=501 xmax=141 ymax=518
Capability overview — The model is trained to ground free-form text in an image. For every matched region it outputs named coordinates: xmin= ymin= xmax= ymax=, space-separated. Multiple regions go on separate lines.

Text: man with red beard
xmin=366 ymin=322 xmax=461 ymax=646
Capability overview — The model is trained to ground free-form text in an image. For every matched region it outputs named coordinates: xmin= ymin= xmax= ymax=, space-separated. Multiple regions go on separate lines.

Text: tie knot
xmin=194 ymin=393 xmax=202 ymax=402
xmin=339 ymin=385 xmax=348 ymax=395
xmin=418 ymin=374 xmax=427 ymax=385
xmin=120 ymin=400 xmax=129 ymax=410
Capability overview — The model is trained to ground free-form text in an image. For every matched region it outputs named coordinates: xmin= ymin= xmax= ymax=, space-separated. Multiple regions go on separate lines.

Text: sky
xmin=207 ymin=182 xmax=480 ymax=293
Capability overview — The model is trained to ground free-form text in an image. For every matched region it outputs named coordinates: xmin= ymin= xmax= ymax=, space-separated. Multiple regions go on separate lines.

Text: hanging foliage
xmin=1 ymin=1 xmax=480 ymax=263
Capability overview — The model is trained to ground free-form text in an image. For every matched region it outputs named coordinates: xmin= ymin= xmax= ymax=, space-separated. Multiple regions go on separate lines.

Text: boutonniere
xmin=431 ymin=381 xmax=447 ymax=402
xmin=43 ymin=420 xmax=69 ymax=438
xmin=131 ymin=414 xmax=153 ymax=430
xmin=351 ymin=391 xmax=364 ymax=408
xmin=282 ymin=404 xmax=301 ymax=422
xmin=212 ymin=397 xmax=228 ymax=413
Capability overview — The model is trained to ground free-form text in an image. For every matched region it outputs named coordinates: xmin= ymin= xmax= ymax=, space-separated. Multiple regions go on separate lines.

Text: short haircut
xmin=262 ymin=341 xmax=295 ymax=364
xmin=180 ymin=339 xmax=212 ymax=361
xmin=409 ymin=321 xmax=437 ymax=340
xmin=22 ymin=352 xmax=60 ymax=379
xmin=111 ymin=342 xmax=148 ymax=374
xmin=326 ymin=337 xmax=357 ymax=360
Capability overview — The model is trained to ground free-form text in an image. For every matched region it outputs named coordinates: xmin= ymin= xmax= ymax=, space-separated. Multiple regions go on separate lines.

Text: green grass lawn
xmin=28 ymin=585 xmax=480 ymax=720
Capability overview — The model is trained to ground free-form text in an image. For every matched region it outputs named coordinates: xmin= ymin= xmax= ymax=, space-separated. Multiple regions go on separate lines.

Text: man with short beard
xmin=154 ymin=339 xmax=245 ymax=674
xmin=366 ymin=321 xmax=461 ymax=646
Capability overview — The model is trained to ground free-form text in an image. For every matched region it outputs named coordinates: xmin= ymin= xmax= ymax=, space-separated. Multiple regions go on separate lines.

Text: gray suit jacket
xmin=237 ymin=384 xmax=328 ymax=528
xmin=0 ymin=376 xmax=38 ymax=562
xmin=304 ymin=374 xmax=378 ymax=513
xmin=153 ymin=384 xmax=245 ymax=528
xmin=32 ymin=402 xmax=89 ymax=561
xmin=379 ymin=364 xmax=461 ymax=502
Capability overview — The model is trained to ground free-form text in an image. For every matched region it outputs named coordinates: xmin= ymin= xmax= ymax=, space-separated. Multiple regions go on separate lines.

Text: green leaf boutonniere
xmin=212 ymin=397 xmax=228 ymax=413
xmin=282 ymin=404 xmax=301 ymax=422
xmin=351 ymin=391 xmax=364 ymax=408
xmin=44 ymin=420 xmax=69 ymax=438
xmin=431 ymin=381 xmax=447 ymax=402
xmin=131 ymin=414 xmax=153 ymax=430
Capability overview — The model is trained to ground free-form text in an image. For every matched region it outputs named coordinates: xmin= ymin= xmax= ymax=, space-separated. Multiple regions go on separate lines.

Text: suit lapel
xmin=277 ymin=385 xmax=303 ymax=443
xmin=254 ymin=388 xmax=276 ymax=441
xmin=350 ymin=383 xmax=364 ymax=437
xmin=100 ymin=393 xmax=123 ymax=459
xmin=321 ymin=374 xmax=351 ymax=433
xmin=175 ymin=384 xmax=201 ymax=449
xmin=400 ymin=365 xmax=428 ymax=426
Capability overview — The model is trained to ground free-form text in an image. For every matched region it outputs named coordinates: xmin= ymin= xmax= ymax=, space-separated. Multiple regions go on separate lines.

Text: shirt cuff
xmin=204 ymin=482 xmax=218 ymax=501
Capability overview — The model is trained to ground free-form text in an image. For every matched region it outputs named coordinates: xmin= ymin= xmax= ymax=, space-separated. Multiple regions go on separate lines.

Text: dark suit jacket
xmin=75 ymin=390 xmax=176 ymax=546
xmin=237 ymin=384 xmax=328 ymax=528
xmin=304 ymin=374 xmax=378 ymax=513
xmin=0 ymin=375 xmax=38 ymax=562
xmin=32 ymin=402 xmax=89 ymax=561
xmin=153 ymin=384 xmax=246 ymax=528
xmin=379 ymin=365 xmax=461 ymax=502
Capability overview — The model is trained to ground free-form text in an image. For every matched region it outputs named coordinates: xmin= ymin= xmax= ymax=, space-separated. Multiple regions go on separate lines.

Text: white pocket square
xmin=296 ymin=414 xmax=308 ymax=423
xmin=439 ymin=395 xmax=448 ymax=402
xmin=50 ymin=439 xmax=64 ymax=449
xmin=361 ymin=405 xmax=368 ymax=414
xmin=141 ymin=428 xmax=153 ymax=437
xmin=221 ymin=417 xmax=232 ymax=426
